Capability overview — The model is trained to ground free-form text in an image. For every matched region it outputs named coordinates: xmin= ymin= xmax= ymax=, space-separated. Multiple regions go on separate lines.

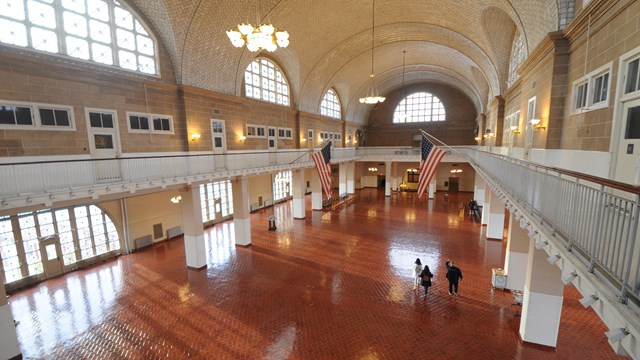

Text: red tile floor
xmin=7 ymin=190 xmax=625 ymax=359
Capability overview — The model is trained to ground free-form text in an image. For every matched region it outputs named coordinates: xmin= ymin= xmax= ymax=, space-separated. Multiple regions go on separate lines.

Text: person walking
xmin=445 ymin=260 xmax=463 ymax=296
xmin=413 ymin=258 xmax=423 ymax=290
xmin=420 ymin=264 xmax=433 ymax=298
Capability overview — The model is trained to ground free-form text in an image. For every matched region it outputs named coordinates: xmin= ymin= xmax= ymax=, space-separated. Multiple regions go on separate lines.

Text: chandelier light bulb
xmin=259 ymin=23 xmax=275 ymax=35
xmin=238 ymin=23 xmax=254 ymax=36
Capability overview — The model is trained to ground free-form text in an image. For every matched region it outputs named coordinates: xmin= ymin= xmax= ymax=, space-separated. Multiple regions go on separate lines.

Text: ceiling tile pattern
xmin=125 ymin=0 xmax=561 ymax=124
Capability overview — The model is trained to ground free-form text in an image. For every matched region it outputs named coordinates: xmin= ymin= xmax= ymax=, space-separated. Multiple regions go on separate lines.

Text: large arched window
xmin=393 ymin=92 xmax=446 ymax=123
xmin=320 ymin=89 xmax=341 ymax=119
xmin=0 ymin=205 xmax=120 ymax=284
xmin=0 ymin=0 xmax=157 ymax=75
xmin=244 ymin=58 xmax=290 ymax=106
xmin=508 ymin=31 xmax=526 ymax=87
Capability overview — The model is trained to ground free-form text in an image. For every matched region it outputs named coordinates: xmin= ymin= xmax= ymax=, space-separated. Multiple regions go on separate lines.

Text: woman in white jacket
xmin=413 ymin=258 xmax=423 ymax=290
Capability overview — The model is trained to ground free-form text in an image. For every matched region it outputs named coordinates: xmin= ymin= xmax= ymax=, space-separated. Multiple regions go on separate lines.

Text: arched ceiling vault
xmin=128 ymin=0 xmax=560 ymax=125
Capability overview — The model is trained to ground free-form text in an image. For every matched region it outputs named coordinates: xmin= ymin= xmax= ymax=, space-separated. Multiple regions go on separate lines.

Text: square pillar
xmin=311 ymin=169 xmax=323 ymax=210
xmin=474 ymin=175 xmax=486 ymax=204
xmin=346 ymin=162 xmax=355 ymax=194
xmin=486 ymin=190 xmax=506 ymax=240
xmin=181 ymin=185 xmax=207 ymax=269
xmin=339 ymin=163 xmax=347 ymax=196
xmin=0 ymin=269 xmax=21 ymax=360
xmin=481 ymin=184 xmax=490 ymax=225
xmin=292 ymin=169 xmax=306 ymax=219
xmin=519 ymin=239 xmax=564 ymax=347
xmin=428 ymin=178 xmax=435 ymax=199
xmin=391 ymin=162 xmax=398 ymax=191
xmin=505 ymin=213 xmax=530 ymax=291
xmin=385 ymin=161 xmax=392 ymax=197
xmin=232 ymin=176 xmax=252 ymax=246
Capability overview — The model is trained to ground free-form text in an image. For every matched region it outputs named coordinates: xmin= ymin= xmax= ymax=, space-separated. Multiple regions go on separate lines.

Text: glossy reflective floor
xmin=8 ymin=190 xmax=624 ymax=359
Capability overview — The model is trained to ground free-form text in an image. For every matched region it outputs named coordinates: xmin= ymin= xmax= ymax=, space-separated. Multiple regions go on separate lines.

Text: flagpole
xmin=289 ymin=139 xmax=332 ymax=164
xmin=419 ymin=129 xmax=470 ymax=160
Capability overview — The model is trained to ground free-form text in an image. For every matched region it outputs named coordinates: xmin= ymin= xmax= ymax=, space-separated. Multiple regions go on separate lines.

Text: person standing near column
xmin=445 ymin=260 xmax=463 ymax=296
xmin=413 ymin=258 xmax=423 ymax=290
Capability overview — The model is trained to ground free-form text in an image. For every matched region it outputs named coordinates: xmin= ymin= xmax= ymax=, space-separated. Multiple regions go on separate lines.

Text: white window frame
xmin=620 ymin=47 xmax=640 ymax=102
xmin=320 ymin=88 xmax=342 ymax=119
xmin=0 ymin=100 xmax=75 ymax=131
xmin=570 ymin=62 xmax=613 ymax=114
xmin=277 ymin=127 xmax=292 ymax=139
xmin=126 ymin=111 xmax=173 ymax=134
xmin=246 ymin=124 xmax=266 ymax=138
xmin=244 ymin=58 xmax=290 ymax=106
xmin=0 ymin=0 xmax=159 ymax=76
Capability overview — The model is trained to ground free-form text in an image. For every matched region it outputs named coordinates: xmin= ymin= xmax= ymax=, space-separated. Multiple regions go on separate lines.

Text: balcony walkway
xmin=7 ymin=190 xmax=622 ymax=359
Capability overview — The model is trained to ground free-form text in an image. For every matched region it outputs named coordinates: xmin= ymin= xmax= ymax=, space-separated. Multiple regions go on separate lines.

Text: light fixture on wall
xmin=562 ymin=271 xmax=578 ymax=285
xmin=368 ymin=167 xmax=378 ymax=172
xmin=547 ymin=254 xmax=561 ymax=264
xmin=510 ymin=125 xmax=521 ymax=134
xmin=170 ymin=195 xmax=182 ymax=204
xmin=579 ymin=294 xmax=598 ymax=308
xmin=226 ymin=1 xmax=289 ymax=52
xmin=605 ymin=328 xmax=629 ymax=342
xmin=191 ymin=133 xmax=201 ymax=141
xmin=484 ymin=129 xmax=494 ymax=138
xmin=239 ymin=135 xmax=247 ymax=142
xmin=359 ymin=0 xmax=385 ymax=104
xmin=450 ymin=169 xmax=462 ymax=174
xmin=530 ymin=118 xmax=546 ymax=130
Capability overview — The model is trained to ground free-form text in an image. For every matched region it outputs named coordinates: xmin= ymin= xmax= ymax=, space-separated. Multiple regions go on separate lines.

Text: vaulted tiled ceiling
xmin=129 ymin=0 xmax=561 ymax=124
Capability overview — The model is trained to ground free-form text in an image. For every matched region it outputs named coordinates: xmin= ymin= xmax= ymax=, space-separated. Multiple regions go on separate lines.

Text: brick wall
xmin=364 ymin=83 xmax=477 ymax=147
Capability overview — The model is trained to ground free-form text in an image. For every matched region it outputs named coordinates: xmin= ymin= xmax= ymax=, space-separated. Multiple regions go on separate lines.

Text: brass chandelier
xmin=226 ymin=1 xmax=289 ymax=52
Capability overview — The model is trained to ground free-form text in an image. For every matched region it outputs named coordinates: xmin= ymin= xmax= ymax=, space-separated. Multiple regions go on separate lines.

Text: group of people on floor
xmin=412 ymin=258 xmax=463 ymax=298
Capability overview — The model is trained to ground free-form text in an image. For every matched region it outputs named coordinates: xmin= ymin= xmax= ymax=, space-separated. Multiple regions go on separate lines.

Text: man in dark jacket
xmin=445 ymin=260 xmax=463 ymax=296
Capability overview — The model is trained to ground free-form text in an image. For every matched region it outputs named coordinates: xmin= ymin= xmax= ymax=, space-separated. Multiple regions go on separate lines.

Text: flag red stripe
xmin=417 ymin=141 xmax=445 ymax=198
xmin=312 ymin=149 xmax=332 ymax=199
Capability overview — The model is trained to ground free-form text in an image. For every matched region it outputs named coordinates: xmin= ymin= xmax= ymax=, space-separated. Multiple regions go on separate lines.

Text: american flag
xmin=312 ymin=141 xmax=333 ymax=199
xmin=417 ymin=134 xmax=445 ymax=198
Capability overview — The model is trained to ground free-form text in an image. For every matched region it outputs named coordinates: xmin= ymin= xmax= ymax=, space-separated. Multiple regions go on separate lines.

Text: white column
xmin=346 ymin=162 xmax=355 ymax=194
xmin=505 ymin=213 xmax=529 ymax=291
xmin=292 ymin=169 xmax=306 ymax=219
xmin=385 ymin=161 xmax=392 ymax=197
xmin=339 ymin=163 xmax=347 ymax=196
xmin=428 ymin=178 xmax=436 ymax=199
xmin=474 ymin=175 xmax=486 ymax=204
xmin=481 ymin=184 xmax=490 ymax=225
xmin=0 ymin=269 xmax=21 ymax=360
xmin=311 ymin=169 xmax=323 ymax=210
xmin=486 ymin=190 xmax=506 ymax=239
xmin=391 ymin=162 xmax=398 ymax=191
xmin=354 ymin=162 xmax=364 ymax=190
xmin=232 ymin=176 xmax=252 ymax=246
xmin=519 ymin=238 xmax=564 ymax=347
xmin=181 ymin=185 xmax=207 ymax=269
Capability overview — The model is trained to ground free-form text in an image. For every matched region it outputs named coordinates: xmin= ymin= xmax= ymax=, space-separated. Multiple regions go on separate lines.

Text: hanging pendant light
xmin=395 ymin=50 xmax=411 ymax=121
xmin=359 ymin=0 xmax=385 ymax=104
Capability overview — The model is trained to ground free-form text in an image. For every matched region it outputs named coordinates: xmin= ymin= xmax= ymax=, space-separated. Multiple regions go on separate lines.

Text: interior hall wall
xmin=249 ymin=174 xmax=274 ymax=208
xmin=124 ymin=190 xmax=182 ymax=248
xmin=0 ymin=40 xmax=182 ymax=157
xmin=562 ymin=0 xmax=640 ymax=152
xmin=365 ymin=83 xmax=478 ymax=147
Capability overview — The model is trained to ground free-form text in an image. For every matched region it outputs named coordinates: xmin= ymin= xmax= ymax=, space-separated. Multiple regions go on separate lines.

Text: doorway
xmin=39 ymin=235 xmax=64 ymax=279
xmin=211 ymin=119 xmax=227 ymax=170
xmin=614 ymin=98 xmax=640 ymax=184
xmin=86 ymin=108 xmax=122 ymax=182
xmin=448 ymin=177 xmax=459 ymax=192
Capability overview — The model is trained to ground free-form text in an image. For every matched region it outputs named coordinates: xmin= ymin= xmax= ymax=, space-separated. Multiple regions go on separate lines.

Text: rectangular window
xmin=0 ymin=101 xmax=75 ymax=130
xmin=625 ymin=58 xmax=639 ymax=95
xmin=573 ymin=82 xmax=588 ymax=110
xmin=407 ymin=169 xmax=419 ymax=183
xmin=127 ymin=112 xmax=172 ymax=134
xmin=246 ymin=124 xmax=266 ymax=138
xmin=592 ymin=73 xmax=609 ymax=104
xmin=571 ymin=62 xmax=612 ymax=114
xmin=277 ymin=128 xmax=292 ymax=139
xmin=88 ymin=111 xmax=115 ymax=128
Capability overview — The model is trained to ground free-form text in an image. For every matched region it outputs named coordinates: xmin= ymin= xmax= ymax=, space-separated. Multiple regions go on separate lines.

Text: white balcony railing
xmin=0 ymin=148 xmax=357 ymax=199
